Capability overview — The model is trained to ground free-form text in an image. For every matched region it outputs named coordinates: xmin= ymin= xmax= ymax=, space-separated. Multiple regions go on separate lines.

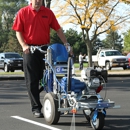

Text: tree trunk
xmin=42 ymin=0 xmax=51 ymax=8
xmin=86 ymin=41 xmax=93 ymax=67
xmin=46 ymin=0 xmax=51 ymax=8
xmin=42 ymin=1 xmax=45 ymax=6
xmin=82 ymin=29 xmax=93 ymax=67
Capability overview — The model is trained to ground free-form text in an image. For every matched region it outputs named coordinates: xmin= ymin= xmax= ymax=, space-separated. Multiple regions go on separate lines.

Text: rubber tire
xmin=43 ymin=92 xmax=60 ymax=125
xmin=90 ymin=111 xmax=105 ymax=130
xmin=123 ymin=66 xmax=127 ymax=70
xmin=67 ymin=57 xmax=72 ymax=92
xmin=4 ymin=64 xmax=9 ymax=72
xmin=105 ymin=62 xmax=111 ymax=70
xmin=22 ymin=68 xmax=24 ymax=72
xmin=83 ymin=110 xmax=91 ymax=122
xmin=10 ymin=69 xmax=14 ymax=72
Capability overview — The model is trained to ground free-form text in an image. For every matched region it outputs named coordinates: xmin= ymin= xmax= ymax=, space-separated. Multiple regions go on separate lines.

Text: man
xmin=79 ymin=52 xmax=85 ymax=70
xmin=12 ymin=0 xmax=69 ymax=118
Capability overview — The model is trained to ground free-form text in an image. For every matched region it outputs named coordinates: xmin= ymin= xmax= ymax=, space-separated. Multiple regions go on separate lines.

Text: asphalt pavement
xmin=0 ymin=75 xmax=130 ymax=130
xmin=0 ymin=67 xmax=130 ymax=130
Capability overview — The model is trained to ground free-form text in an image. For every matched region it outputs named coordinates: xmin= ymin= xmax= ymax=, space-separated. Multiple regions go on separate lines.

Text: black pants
xmin=79 ymin=61 xmax=83 ymax=70
xmin=23 ymin=48 xmax=46 ymax=112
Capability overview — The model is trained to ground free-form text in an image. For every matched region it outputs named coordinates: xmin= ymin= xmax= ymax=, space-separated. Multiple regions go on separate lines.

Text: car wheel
xmin=4 ymin=64 xmax=9 ymax=72
xmin=123 ymin=66 xmax=127 ymax=70
xmin=105 ymin=62 xmax=111 ymax=70
xmin=21 ymin=68 xmax=24 ymax=72
xmin=10 ymin=69 xmax=15 ymax=72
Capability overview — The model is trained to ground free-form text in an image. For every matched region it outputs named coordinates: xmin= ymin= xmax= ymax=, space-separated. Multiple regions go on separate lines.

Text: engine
xmin=81 ymin=67 xmax=108 ymax=92
xmin=88 ymin=77 xmax=100 ymax=88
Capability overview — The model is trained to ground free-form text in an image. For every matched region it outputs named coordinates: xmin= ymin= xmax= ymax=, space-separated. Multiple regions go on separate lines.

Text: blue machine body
xmin=49 ymin=43 xmax=68 ymax=63
xmin=42 ymin=43 xmax=86 ymax=93
xmin=60 ymin=77 xmax=86 ymax=93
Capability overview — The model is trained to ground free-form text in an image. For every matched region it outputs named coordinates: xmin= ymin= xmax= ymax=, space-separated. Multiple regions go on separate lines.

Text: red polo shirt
xmin=12 ymin=4 xmax=61 ymax=45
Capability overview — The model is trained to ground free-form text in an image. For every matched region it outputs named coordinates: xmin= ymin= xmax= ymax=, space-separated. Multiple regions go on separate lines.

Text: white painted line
xmin=11 ymin=116 xmax=62 ymax=130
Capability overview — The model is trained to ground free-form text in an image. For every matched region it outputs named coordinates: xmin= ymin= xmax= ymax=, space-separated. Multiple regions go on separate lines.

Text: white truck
xmin=85 ymin=48 xmax=129 ymax=70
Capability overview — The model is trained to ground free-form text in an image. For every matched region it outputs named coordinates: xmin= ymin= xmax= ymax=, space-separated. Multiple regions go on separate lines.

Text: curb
xmin=108 ymin=74 xmax=130 ymax=77
xmin=0 ymin=76 xmax=24 ymax=80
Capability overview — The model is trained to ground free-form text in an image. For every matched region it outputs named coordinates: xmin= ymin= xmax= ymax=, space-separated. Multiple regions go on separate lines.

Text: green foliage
xmin=102 ymin=30 xmax=123 ymax=52
xmin=50 ymin=29 xmax=63 ymax=44
xmin=123 ymin=30 xmax=130 ymax=53
xmin=50 ymin=28 xmax=87 ymax=62
xmin=0 ymin=0 xmax=28 ymax=54
xmin=92 ymin=38 xmax=104 ymax=54
xmin=65 ymin=29 xmax=86 ymax=59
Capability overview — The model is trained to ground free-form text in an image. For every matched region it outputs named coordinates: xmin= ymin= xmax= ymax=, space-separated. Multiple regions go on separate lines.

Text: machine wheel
xmin=83 ymin=110 xmax=91 ymax=122
xmin=43 ymin=92 xmax=60 ymax=125
xmin=105 ymin=62 xmax=111 ymax=70
xmin=90 ymin=111 xmax=105 ymax=130
xmin=4 ymin=64 xmax=9 ymax=72
xmin=67 ymin=57 xmax=72 ymax=91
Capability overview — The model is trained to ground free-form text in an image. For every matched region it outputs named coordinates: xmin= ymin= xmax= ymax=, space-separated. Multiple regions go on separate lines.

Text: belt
xmin=27 ymin=44 xmax=49 ymax=47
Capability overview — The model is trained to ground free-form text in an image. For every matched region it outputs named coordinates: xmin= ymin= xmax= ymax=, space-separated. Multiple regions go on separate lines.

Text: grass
xmin=0 ymin=71 xmax=24 ymax=75
xmin=0 ymin=62 xmax=86 ymax=75
xmin=74 ymin=62 xmax=88 ymax=68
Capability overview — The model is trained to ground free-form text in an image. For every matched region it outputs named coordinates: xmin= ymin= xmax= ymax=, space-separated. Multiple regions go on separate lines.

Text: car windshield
xmin=105 ymin=51 xmax=122 ymax=56
xmin=5 ymin=53 xmax=22 ymax=58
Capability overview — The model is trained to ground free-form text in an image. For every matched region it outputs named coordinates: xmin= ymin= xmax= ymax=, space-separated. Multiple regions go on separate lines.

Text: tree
xmin=92 ymin=38 xmax=103 ymax=54
xmin=123 ymin=30 xmax=130 ymax=53
xmin=65 ymin=29 xmax=86 ymax=59
xmin=43 ymin=0 xmax=52 ymax=8
xmin=103 ymin=30 xmax=123 ymax=52
xmin=0 ymin=0 xmax=28 ymax=53
xmin=50 ymin=28 xmax=87 ymax=62
xmin=51 ymin=0 xmax=130 ymax=67
xmin=50 ymin=29 xmax=63 ymax=44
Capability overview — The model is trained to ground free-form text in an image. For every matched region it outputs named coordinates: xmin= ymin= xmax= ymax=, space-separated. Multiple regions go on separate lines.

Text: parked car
xmin=126 ymin=53 xmax=130 ymax=68
xmin=0 ymin=52 xmax=23 ymax=72
xmin=84 ymin=48 xmax=129 ymax=70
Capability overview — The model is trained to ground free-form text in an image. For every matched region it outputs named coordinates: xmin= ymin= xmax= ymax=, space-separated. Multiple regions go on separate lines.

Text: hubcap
xmin=44 ymin=99 xmax=52 ymax=119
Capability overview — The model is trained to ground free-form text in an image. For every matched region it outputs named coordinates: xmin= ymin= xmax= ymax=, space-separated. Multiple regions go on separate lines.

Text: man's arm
xmin=16 ymin=31 xmax=29 ymax=53
xmin=56 ymin=28 xmax=68 ymax=45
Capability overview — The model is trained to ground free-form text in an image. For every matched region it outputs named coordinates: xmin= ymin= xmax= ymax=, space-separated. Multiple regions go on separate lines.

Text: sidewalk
xmin=107 ymin=70 xmax=130 ymax=76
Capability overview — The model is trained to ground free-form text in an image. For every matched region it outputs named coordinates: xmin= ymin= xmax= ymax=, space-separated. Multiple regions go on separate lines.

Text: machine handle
xmin=30 ymin=46 xmax=47 ymax=54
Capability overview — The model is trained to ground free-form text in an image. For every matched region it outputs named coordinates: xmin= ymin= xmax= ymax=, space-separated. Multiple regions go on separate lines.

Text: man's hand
xmin=16 ymin=31 xmax=30 ymax=54
xmin=64 ymin=43 xmax=70 ymax=52
xmin=22 ymin=44 xmax=30 ymax=54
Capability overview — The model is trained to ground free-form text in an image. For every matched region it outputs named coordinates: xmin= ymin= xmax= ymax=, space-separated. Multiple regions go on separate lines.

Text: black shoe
xmin=33 ymin=111 xmax=44 ymax=118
